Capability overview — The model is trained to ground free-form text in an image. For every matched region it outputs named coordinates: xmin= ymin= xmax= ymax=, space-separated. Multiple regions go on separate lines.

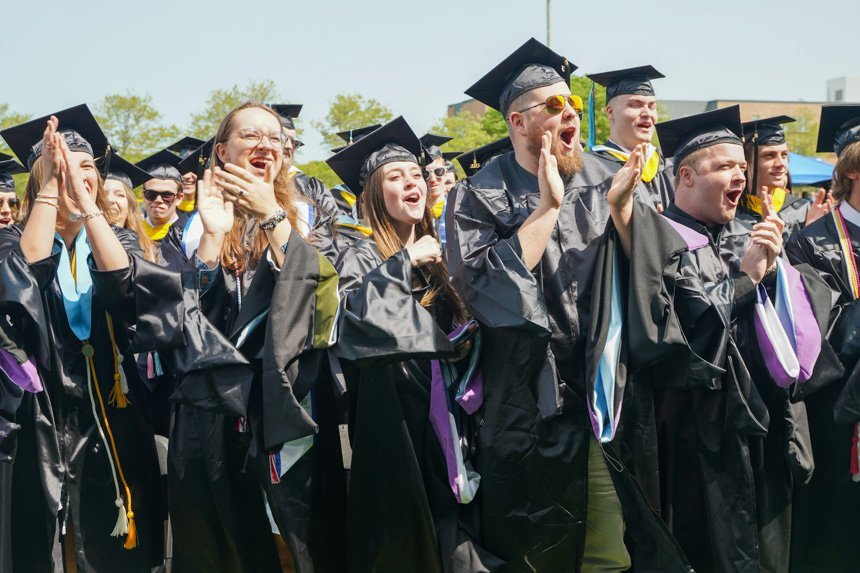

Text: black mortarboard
xmin=136 ymin=149 xmax=184 ymax=183
xmin=420 ymin=133 xmax=453 ymax=149
xmin=0 ymin=104 xmax=109 ymax=171
xmin=442 ymin=151 xmax=461 ymax=162
xmin=326 ymin=116 xmax=421 ymax=194
xmin=444 ymin=160 xmax=456 ymax=174
xmin=98 ymin=153 xmax=152 ymax=189
xmin=586 ymin=65 xmax=664 ymax=102
xmin=465 ymin=37 xmax=575 ymax=117
xmin=816 ymin=104 xmax=860 ymax=156
xmin=167 ymin=136 xmax=206 ymax=159
xmin=332 ymin=124 xmax=382 ymax=153
xmin=270 ymin=104 xmax=303 ymax=130
xmin=742 ymin=116 xmax=795 ymax=147
xmin=456 ymin=137 xmax=513 ymax=177
xmin=0 ymin=153 xmax=25 ymax=191
xmin=177 ymin=138 xmax=215 ymax=177
xmin=656 ymin=106 xmax=743 ymax=175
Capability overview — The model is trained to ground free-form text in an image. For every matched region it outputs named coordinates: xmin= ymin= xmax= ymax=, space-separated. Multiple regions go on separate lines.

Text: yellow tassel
xmin=109 ymin=373 xmax=131 ymax=408
xmin=123 ymin=511 xmax=138 ymax=549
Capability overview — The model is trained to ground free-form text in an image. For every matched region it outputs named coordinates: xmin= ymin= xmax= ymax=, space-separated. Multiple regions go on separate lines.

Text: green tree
xmin=784 ymin=108 xmax=820 ymax=157
xmin=0 ymin=103 xmax=31 ymax=155
xmin=430 ymin=110 xmax=498 ymax=154
xmin=188 ymin=80 xmax=281 ymax=140
xmin=297 ymin=160 xmax=341 ymax=188
xmin=313 ymin=94 xmax=393 ymax=149
xmin=96 ymin=92 xmax=179 ymax=162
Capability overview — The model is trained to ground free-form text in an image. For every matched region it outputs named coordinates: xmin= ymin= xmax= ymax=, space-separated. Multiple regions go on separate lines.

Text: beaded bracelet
xmin=259 ymin=209 xmax=288 ymax=231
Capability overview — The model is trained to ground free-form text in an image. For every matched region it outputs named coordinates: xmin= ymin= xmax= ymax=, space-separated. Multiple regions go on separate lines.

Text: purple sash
xmin=0 ymin=347 xmax=41 ymax=393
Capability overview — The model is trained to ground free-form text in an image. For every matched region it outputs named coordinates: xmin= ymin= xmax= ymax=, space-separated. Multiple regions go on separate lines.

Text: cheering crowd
xmin=0 ymin=37 xmax=858 ymax=573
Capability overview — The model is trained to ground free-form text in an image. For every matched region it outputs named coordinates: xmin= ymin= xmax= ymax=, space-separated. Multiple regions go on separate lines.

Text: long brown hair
xmin=211 ymin=102 xmax=301 ymax=273
xmin=361 ymin=165 xmax=467 ymax=323
xmin=832 ymin=141 xmax=860 ymax=203
xmin=110 ymin=180 xmax=159 ymax=262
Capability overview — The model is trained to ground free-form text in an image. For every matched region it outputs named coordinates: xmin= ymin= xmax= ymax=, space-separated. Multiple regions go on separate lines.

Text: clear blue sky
xmin=2 ymin=0 xmax=855 ymax=161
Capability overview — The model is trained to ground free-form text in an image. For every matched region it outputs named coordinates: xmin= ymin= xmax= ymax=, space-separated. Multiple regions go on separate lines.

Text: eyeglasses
xmin=0 ymin=197 xmax=20 ymax=210
xmin=235 ymin=128 xmax=287 ymax=149
xmin=424 ymin=167 xmax=447 ymax=180
xmin=515 ymin=94 xmax=584 ymax=116
xmin=142 ymin=189 xmax=178 ymax=203
xmin=284 ymin=137 xmax=304 ymax=150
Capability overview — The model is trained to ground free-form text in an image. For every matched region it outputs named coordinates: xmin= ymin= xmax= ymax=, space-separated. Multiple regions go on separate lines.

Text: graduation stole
xmin=831 ymin=204 xmax=860 ymax=482
xmin=56 ymin=230 xmax=138 ymax=547
xmin=335 ymin=215 xmax=373 ymax=237
xmin=591 ymin=253 xmax=623 ymax=443
xmin=140 ymin=217 xmax=172 ymax=241
xmin=592 ymin=143 xmax=661 ymax=182
xmin=176 ymin=194 xmax=196 ymax=213
xmin=340 ymin=188 xmax=357 ymax=209
xmin=431 ymin=196 xmax=445 ymax=219
xmin=429 ymin=321 xmax=483 ymax=503
xmin=742 ymin=187 xmax=787 ymax=216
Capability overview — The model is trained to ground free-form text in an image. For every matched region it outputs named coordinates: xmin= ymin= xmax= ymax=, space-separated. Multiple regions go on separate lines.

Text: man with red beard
xmin=446 ymin=38 xmax=691 ymax=572
xmin=0 ymin=154 xmax=24 ymax=228
xmin=587 ymin=66 xmax=674 ymax=212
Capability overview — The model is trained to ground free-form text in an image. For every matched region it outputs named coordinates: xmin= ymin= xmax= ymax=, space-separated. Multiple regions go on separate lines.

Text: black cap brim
xmin=167 ymin=136 xmax=207 ymax=159
xmin=99 ymin=153 xmax=152 ymax=189
xmin=326 ymin=116 xmax=421 ymax=193
xmin=177 ymin=138 xmax=215 ymax=177
xmin=335 ymin=124 xmax=382 ymax=145
xmin=586 ymin=65 xmax=664 ymax=101
xmin=136 ymin=149 xmax=185 ymax=183
xmin=270 ymin=104 xmax=303 ymax=120
xmin=456 ymin=137 xmax=513 ymax=177
xmin=0 ymin=104 xmax=109 ymax=169
xmin=465 ymin=37 xmax=575 ymax=114
xmin=420 ymin=133 xmax=454 ymax=149
xmin=742 ymin=115 xmax=795 ymax=144
xmin=656 ymin=105 xmax=744 ymax=160
xmin=816 ymin=104 xmax=860 ymax=154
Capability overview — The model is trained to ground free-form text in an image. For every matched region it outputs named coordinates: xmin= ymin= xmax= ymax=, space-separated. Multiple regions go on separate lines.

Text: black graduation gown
xmin=0 ymin=225 xmax=167 ymax=572
xmin=161 ymin=226 xmax=346 ymax=573
xmin=334 ymin=239 xmax=489 ymax=573
xmin=292 ymin=171 xmax=340 ymax=262
xmin=589 ymin=141 xmax=675 ymax=211
xmin=785 ymin=214 xmax=860 ymax=571
xmin=0 ymin=315 xmax=26 ymax=573
xmin=626 ymin=203 xmax=833 ymax=573
xmin=445 ymin=151 xmax=690 ymax=572
xmin=736 ymin=192 xmax=810 ymax=242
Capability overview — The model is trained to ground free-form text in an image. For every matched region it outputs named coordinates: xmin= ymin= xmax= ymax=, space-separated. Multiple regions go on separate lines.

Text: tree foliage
xmin=784 ymin=108 xmax=820 ymax=157
xmin=297 ymin=160 xmax=341 ymax=189
xmin=188 ymin=80 xmax=281 ymax=140
xmin=96 ymin=92 xmax=180 ymax=162
xmin=313 ymin=94 xmax=393 ymax=149
xmin=0 ymin=103 xmax=31 ymax=155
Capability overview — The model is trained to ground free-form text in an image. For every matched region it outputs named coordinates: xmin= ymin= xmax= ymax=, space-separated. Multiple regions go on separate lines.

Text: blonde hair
xmin=361 ymin=166 xmax=466 ymax=323
xmin=832 ymin=141 xmax=860 ymax=203
xmin=108 ymin=179 xmax=159 ymax=262
xmin=672 ymin=147 xmax=712 ymax=189
xmin=21 ymin=156 xmax=110 ymax=222
xmin=211 ymin=102 xmax=301 ymax=273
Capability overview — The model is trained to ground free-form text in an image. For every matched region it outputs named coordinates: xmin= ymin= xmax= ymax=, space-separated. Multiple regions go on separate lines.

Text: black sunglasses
xmin=142 ymin=189 xmax=178 ymax=203
xmin=424 ymin=167 xmax=447 ymax=180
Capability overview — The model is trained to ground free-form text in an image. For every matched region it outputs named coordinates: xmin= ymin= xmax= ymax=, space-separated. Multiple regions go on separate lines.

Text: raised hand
xmin=214 ymin=162 xmax=280 ymax=220
xmin=538 ymin=131 xmax=564 ymax=209
xmin=741 ymin=189 xmax=784 ymax=283
xmin=39 ymin=117 xmax=65 ymax=192
xmin=407 ymin=234 xmax=442 ymax=267
xmin=805 ymin=188 xmax=833 ymax=225
xmin=197 ymin=168 xmax=235 ymax=236
xmin=607 ymin=143 xmax=645 ymax=210
xmin=58 ymin=137 xmax=98 ymax=216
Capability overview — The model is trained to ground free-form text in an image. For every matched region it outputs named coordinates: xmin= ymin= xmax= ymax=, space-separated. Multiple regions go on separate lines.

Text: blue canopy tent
xmin=789 ymin=152 xmax=834 ymax=186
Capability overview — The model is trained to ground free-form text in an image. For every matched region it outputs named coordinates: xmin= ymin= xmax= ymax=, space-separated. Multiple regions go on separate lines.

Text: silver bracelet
xmin=69 ymin=210 xmax=103 ymax=222
xmin=34 ymin=198 xmax=59 ymax=209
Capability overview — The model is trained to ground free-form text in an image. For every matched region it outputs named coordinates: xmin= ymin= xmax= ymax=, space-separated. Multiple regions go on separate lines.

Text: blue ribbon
xmin=587 ymin=81 xmax=596 ymax=150
xmin=55 ymin=229 xmax=93 ymax=341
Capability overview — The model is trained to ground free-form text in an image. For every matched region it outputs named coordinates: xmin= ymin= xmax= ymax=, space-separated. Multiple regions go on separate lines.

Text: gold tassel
xmin=123 ymin=510 xmax=138 ymax=549
xmin=109 ymin=371 xmax=131 ymax=408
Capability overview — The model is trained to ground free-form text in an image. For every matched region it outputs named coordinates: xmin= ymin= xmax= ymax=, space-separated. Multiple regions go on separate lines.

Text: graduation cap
xmin=444 ymin=160 xmax=456 ymax=174
xmin=167 ymin=136 xmax=206 ymax=159
xmin=442 ymin=151 xmax=461 ymax=162
xmin=816 ymin=104 xmax=860 ymax=156
xmin=586 ymin=65 xmax=665 ymax=102
xmin=656 ymin=106 xmax=743 ymax=175
xmin=420 ymin=133 xmax=453 ymax=149
xmin=331 ymin=124 xmax=382 ymax=153
xmin=326 ymin=116 xmax=421 ymax=194
xmin=456 ymin=137 xmax=513 ymax=177
xmin=465 ymin=37 xmax=576 ymax=117
xmin=0 ymin=153 xmax=26 ymax=191
xmin=742 ymin=116 xmax=795 ymax=147
xmin=98 ymin=153 xmax=152 ymax=189
xmin=177 ymin=138 xmax=215 ymax=177
xmin=136 ymin=149 xmax=184 ymax=184
xmin=0 ymin=104 xmax=109 ymax=171
xmin=270 ymin=104 xmax=303 ymax=130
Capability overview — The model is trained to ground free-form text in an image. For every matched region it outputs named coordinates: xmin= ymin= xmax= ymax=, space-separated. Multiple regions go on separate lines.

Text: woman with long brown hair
xmin=0 ymin=105 xmax=169 ymax=572
xmin=327 ymin=117 xmax=484 ymax=572
xmin=100 ymin=154 xmax=159 ymax=262
xmin=160 ymin=101 xmax=345 ymax=573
